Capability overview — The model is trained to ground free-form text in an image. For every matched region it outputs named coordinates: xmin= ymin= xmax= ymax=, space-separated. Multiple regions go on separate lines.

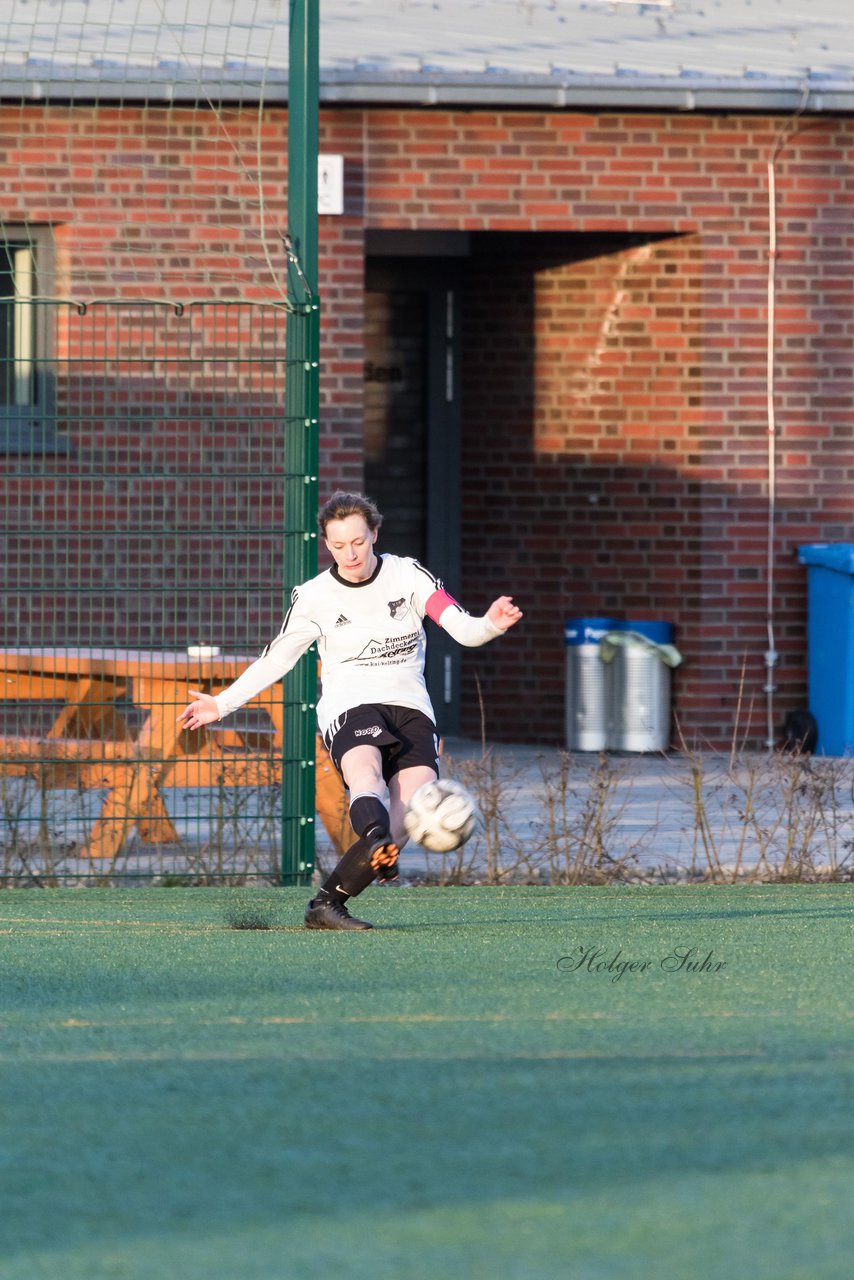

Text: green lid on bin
xmin=798 ymin=544 xmax=854 ymax=574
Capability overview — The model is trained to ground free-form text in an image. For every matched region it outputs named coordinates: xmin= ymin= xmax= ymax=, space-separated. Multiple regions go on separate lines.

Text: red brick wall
xmin=317 ymin=112 xmax=366 ymax=495
xmin=0 ymin=105 xmax=290 ymax=301
xmin=458 ymin=234 xmax=705 ymax=743
xmin=3 ymin=104 xmax=854 ymax=745
xmin=319 ymin=108 xmax=854 ymax=747
xmin=0 ymin=106 xmax=293 ymax=652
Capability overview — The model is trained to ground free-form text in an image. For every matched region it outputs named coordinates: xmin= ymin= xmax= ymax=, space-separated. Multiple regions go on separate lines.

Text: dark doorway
xmin=364 ymin=245 xmax=464 ymax=733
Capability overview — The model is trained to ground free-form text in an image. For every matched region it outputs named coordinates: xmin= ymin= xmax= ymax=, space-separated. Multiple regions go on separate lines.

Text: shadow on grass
xmin=1 ymin=1053 xmax=851 ymax=1270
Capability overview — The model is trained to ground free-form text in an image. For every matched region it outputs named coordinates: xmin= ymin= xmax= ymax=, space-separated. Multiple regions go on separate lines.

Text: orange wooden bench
xmin=0 ymin=730 xmax=353 ymax=860
xmin=0 ymin=647 xmax=354 ymax=859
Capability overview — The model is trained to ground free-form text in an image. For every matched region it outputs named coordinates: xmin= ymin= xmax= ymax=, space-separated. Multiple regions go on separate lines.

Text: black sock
xmin=319 ymin=835 xmax=377 ymax=901
xmin=349 ymin=794 xmax=391 ymax=844
xmin=315 ymin=883 xmax=349 ymax=906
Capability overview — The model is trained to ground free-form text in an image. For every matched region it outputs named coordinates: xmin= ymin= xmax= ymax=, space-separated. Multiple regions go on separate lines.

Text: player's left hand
xmin=487 ymin=596 xmax=523 ymax=631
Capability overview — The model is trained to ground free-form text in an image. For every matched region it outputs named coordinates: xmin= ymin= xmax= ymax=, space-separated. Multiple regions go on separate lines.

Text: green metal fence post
xmin=281 ymin=0 xmax=319 ymax=885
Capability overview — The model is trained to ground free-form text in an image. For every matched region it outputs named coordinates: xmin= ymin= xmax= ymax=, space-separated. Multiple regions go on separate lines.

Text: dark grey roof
xmin=2 ymin=0 xmax=853 ymax=110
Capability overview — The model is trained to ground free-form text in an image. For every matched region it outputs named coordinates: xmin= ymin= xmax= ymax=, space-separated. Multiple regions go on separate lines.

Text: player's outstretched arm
xmin=178 ymin=690 xmax=220 ymax=730
xmin=179 ymin=592 xmax=320 ymax=730
xmin=486 ymin=596 xmax=523 ymax=632
xmin=429 ymin=589 xmax=523 ymax=647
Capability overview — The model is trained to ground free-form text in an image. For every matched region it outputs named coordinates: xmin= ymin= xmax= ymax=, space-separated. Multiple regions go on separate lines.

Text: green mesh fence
xmin=0 ymin=297 xmax=321 ymax=885
xmin=0 ymin=4 xmax=320 ymax=884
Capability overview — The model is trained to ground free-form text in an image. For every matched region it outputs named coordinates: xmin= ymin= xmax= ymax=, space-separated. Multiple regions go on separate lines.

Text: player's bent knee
xmin=389 ymin=765 xmax=438 ymax=844
xmin=394 ymin=765 xmax=439 ymax=809
xmin=340 ymin=745 xmax=384 ymax=796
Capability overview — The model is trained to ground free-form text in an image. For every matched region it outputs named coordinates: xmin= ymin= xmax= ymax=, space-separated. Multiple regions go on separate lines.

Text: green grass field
xmin=0 ymin=884 xmax=851 ymax=1280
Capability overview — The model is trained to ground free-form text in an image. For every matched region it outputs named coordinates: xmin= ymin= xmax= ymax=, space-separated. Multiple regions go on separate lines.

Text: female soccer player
xmin=179 ymin=491 xmax=522 ymax=929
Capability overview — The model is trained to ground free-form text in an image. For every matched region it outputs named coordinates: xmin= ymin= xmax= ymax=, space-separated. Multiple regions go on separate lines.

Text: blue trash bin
xmin=797 ymin=544 xmax=854 ymax=756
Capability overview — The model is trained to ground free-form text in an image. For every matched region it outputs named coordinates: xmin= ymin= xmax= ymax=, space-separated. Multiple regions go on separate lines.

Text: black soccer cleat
xmin=304 ymin=896 xmax=373 ymax=931
xmin=368 ymin=836 xmax=399 ymax=882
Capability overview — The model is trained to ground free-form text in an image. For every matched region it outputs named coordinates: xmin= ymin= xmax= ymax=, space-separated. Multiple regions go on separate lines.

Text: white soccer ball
xmin=403 ymin=778 xmax=479 ymax=853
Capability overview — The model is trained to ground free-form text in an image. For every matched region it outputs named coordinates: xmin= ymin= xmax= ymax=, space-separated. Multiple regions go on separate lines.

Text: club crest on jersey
xmin=388 ymin=597 xmax=410 ymax=620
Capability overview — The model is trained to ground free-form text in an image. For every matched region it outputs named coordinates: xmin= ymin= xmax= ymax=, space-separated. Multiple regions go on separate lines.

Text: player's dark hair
xmin=318 ymin=491 xmax=383 ymax=535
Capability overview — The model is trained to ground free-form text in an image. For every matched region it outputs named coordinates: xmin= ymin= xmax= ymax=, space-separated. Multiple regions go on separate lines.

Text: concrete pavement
xmin=336 ymin=737 xmax=854 ymax=884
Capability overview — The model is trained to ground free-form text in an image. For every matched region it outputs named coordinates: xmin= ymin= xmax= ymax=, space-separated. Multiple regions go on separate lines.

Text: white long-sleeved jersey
xmin=214 ymin=554 xmax=504 ymax=736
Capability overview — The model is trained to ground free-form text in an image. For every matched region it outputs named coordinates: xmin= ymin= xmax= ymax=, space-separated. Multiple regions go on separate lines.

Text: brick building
xmin=2 ymin=1 xmax=853 ymax=749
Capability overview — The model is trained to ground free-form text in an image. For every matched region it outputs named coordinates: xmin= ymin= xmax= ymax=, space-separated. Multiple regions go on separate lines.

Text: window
xmin=0 ymin=229 xmax=61 ymax=452
xmin=1 ymin=243 xmax=36 ymax=408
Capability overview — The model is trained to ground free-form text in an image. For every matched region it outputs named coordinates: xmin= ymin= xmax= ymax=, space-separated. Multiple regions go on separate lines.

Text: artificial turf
xmin=0 ymin=884 xmax=851 ymax=1279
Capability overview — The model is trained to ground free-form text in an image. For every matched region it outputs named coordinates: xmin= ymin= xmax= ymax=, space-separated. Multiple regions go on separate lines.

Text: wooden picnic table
xmin=0 ymin=647 xmax=353 ymax=859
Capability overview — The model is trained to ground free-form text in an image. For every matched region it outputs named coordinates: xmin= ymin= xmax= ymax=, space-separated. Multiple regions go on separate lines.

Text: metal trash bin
xmin=602 ymin=621 xmax=680 ymax=753
xmin=797 ymin=543 xmax=854 ymax=755
xmin=565 ymin=618 xmax=619 ymax=751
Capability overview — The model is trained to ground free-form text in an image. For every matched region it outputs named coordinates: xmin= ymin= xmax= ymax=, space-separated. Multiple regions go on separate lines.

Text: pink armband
xmin=425 ymin=588 xmax=459 ymax=625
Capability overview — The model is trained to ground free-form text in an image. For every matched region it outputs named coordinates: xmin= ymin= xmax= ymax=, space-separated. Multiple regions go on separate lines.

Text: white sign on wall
xmin=318 ymin=154 xmax=344 ymax=215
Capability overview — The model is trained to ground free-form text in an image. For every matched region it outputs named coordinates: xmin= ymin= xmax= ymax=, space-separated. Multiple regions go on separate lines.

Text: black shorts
xmin=323 ymin=704 xmax=440 ymax=784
